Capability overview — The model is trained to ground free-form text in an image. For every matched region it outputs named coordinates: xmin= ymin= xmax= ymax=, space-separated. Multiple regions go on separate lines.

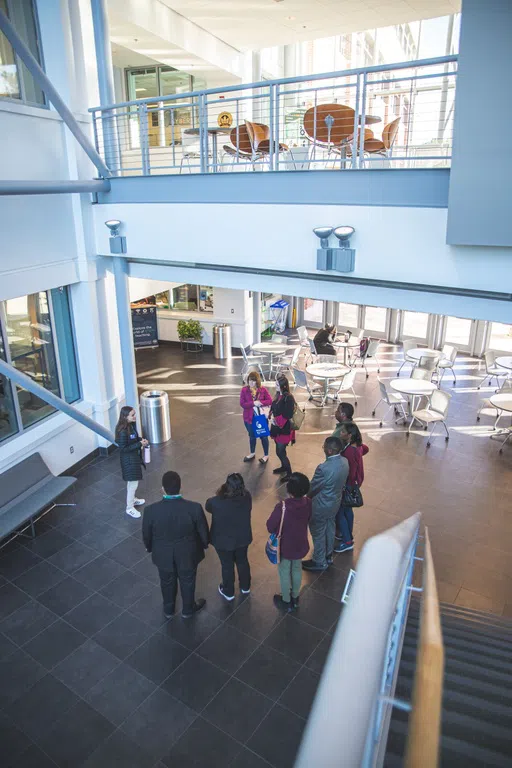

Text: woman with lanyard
xmin=240 ymin=370 xmax=273 ymax=464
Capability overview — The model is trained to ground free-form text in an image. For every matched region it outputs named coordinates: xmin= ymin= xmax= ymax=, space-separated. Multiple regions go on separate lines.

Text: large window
xmin=488 ymin=322 xmax=512 ymax=353
xmin=0 ymin=0 xmax=45 ymax=106
xmin=402 ymin=310 xmax=429 ymax=341
xmin=444 ymin=316 xmax=473 ymax=348
xmin=0 ymin=287 xmax=80 ymax=441
xmin=337 ymin=302 xmax=359 ymax=329
xmin=170 ymin=284 xmax=213 ymax=313
xmin=303 ymin=299 xmax=324 ymax=325
xmin=363 ymin=305 xmax=388 ymax=335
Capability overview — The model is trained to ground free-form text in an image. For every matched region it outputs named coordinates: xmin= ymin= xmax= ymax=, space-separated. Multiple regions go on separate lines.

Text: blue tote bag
xmin=252 ymin=407 xmax=270 ymax=438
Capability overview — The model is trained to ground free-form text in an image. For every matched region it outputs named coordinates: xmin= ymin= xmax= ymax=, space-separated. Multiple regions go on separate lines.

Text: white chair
xmin=477 ymin=350 xmax=507 ymax=390
xmin=354 ymin=339 xmax=381 ymax=378
xmin=239 ymin=343 xmax=265 ymax=381
xmin=419 ymin=355 xmax=440 ymax=372
xmin=307 ymin=337 xmax=317 ymax=363
xmin=411 ymin=367 xmax=432 ymax=381
xmin=292 ymin=367 xmax=323 ymax=404
xmin=179 ymin=129 xmax=212 ymax=173
xmin=271 ymin=334 xmax=288 ymax=344
xmin=408 ymin=389 xmax=451 ymax=446
xmin=331 ymin=368 xmax=358 ymax=404
xmin=397 ymin=339 xmax=417 ymax=376
xmin=274 ymin=346 xmax=300 ymax=378
xmin=353 ymin=328 xmax=365 ymax=339
xmin=372 ymin=379 xmax=408 ymax=427
xmin=316 ymin=354 xmax=337 ymax=364
xmin=297 ymin=326 xmax=310 ymax=349
xmin=437 ymin=344 xmax=458 ymax=384
xmin=477 ymin=377 xmax=512 ymax=425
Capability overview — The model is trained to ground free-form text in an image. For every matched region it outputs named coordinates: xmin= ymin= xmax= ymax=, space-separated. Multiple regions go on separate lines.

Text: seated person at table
xmin=313 ymin=324 xmax=336 ymax=356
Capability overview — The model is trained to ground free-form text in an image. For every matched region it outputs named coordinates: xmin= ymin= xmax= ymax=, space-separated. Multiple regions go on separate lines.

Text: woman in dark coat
xmin=313 ymin=324 xmax=336 ymax=356
xmin=270 ymin=375 xmax=296 ymax=483
xmin=206 ymin=473 xmax=252 ymax=601
xmin=115 ymin=405 xmax=148 ymax=518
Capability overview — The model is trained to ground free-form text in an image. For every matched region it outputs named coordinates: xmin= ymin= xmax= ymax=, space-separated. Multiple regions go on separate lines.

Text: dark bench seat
xmin=0 ymin=453 xmax=76 ymax=541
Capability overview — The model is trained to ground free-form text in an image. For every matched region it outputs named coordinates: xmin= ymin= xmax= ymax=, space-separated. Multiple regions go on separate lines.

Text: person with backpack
xmin=334 ymin=422 xmax=369 ymax=553
xmin=269 ymin=375 xmax=296 ymax=483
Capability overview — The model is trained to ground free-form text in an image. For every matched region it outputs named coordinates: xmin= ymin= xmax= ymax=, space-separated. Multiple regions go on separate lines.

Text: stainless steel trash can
xmin=213 ymin=324 xmax=232 ymax=359
xmin=140 ymin=390 xmax=171 ymax=444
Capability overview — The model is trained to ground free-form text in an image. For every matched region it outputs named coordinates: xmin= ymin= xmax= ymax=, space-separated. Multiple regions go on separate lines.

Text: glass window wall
xmin=402 ymin=310 xmax=429 ymax=340
xmin=337 ymin=302 xmax=359 ymax=329
xmin=444 ymin=316 xmax=473 ymax=348
xmin=170 ymin=284 xmax=214 ymax=313
xmin=303 ymin=299 xmax=324 ymax=325
xmin=0 ymin=328 xmax=18 ymax=442
xmin=363 ymin=305 xmax=388 ymax=335
xmin=0 ymin=0 xmax=45 ymax=106
xmin=488 ymin=322 xmax=512 ymax=354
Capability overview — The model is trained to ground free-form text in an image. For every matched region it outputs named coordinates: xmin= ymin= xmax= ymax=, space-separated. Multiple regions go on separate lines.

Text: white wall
xmin=128 ymin=277 xmax=181 ymax=303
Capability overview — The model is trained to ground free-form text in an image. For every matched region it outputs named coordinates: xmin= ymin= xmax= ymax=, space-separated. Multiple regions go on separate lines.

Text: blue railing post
xmin=358 ymin=72 xmax=368 ymax=170
xmin=268 ymin=84 xmax=275 ymax=171
xmin=199 ymin=92 xmax=208 ymax=173
xmin=138 ymin=104 xmax=150 ymax=175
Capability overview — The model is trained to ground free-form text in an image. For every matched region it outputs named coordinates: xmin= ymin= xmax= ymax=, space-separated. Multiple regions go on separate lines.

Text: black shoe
xmin=273 ymin=466 xmax=287 ymax=474
xmin=279 ymin=474 xmax=291 ymax=484
xmin=291 ymin=596 xmax=299 ymax=610
xmin=243 ymin=454 xmax=256 ymax=462
xmin=326 ymin=554 xmax=333 ymax=566
xmin=218 ymin=584 xmax=235 ymax=602
xmin=163 ymin=607 xmax=175 ymax=618
xmin=182 ymin=598 xmax=206 ymax=619
xmin=259 ymin=457 xmax=269 ymax=465
xmin=302 ymin=559 xmax=328 ymax=572
xmin=273 ymin=594 xmax=293 ymax=612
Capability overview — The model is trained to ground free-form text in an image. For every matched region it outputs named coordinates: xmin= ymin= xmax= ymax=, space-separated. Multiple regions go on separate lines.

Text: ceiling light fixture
xmin=312 ymin=227 xmax=334 ymax=249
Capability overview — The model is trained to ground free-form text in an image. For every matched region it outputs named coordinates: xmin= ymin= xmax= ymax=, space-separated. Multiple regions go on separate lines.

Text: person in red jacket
xmin=334 ymin=422 xmax=369 ymax=553
xmin=240 ymin=371 xmax=273 ymax=464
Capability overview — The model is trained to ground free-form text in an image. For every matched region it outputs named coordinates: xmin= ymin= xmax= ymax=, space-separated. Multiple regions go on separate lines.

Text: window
xmin=170 ymin=284 xmax=213 ymax=313
xmin=0 ymin=287 xmax=80 ymax=442
xmin=402 ymin=310 xmax=429 ymax=340
xmin=444 ymin=316 xmax=473 ymax=348
xmin=488 ymin=322 xmax=512 ymax=354
xmin=337 ymin=302 xmax=359 ymax=329
xmin=0 ymin=0 xmax=45 ymax=106
xmin=363 ymin=306 xmax=388 ymax=335
xmin=303 ymin=299 xmax=324 ymax=325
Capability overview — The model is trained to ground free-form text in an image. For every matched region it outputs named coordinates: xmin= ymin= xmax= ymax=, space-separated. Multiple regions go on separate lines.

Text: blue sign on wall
xmin=131 ymin=305 xmax=158 ymax=349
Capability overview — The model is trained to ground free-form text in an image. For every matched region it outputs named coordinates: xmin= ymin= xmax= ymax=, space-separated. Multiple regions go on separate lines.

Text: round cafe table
xmin=496 ymin=356 xmax=512 ymax=372
xmin=407 ymin=348 xmax=442 ymax=363
xmin=389 ymin=378 xmax=437 ymax=417
xmin=252 ymin=342 xmax=296 ymax=372
xmin=306 ymin=362 xmax=349 ymax=406
xmin=489 ymin=393 xmax=512 ymax=452
xmin=183 ymin=127 xmax=231 ymax=170
xmin=334 ymin=339 xmax=360 ymax=365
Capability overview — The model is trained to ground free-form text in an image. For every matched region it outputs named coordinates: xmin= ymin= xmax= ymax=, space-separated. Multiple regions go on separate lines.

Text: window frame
xmin=0 ymin=0 xmax=47 ymax=109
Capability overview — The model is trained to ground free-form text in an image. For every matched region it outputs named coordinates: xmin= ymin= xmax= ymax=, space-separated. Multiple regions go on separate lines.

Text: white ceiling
xmin=158 ymin=0 xmax=461 ymax=51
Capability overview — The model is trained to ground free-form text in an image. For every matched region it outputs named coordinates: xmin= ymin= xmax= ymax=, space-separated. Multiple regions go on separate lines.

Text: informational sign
xmin=131 ymin=305 xmax=158 ymax=349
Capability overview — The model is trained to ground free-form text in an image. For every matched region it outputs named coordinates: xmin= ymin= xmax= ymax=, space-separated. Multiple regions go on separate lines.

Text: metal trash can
xmin=213 ymin=324 xmax=232 ymax=359
xmin=140 ymin=390 xmax=171 ymax=444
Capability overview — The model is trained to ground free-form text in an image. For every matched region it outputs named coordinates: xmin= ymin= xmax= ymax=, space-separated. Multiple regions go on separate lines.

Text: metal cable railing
xmin=90 ymin=56 xmax=457 ymax=177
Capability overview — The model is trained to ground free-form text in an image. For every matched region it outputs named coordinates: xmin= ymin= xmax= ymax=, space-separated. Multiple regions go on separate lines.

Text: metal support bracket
xmin=380 ymin=695 xmax=412 ymax=713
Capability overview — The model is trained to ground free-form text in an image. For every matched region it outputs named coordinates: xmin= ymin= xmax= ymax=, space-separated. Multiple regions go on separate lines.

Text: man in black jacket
xmin=143 ymin=471 xmax=209 ymax=619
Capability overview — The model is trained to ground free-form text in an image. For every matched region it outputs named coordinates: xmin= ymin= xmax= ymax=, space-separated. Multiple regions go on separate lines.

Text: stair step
xmin=400 ymin=641 xmax=512 ymax=680
xmin=407 ymin=615 xmax=512 ymax=652
xmin=439 ymin=733 xmax=512 ymax=768
xmin=439 ymin=603 xmax=511 ymax=628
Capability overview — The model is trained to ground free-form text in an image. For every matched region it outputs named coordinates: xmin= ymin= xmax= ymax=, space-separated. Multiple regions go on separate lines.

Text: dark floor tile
xmin=159 ymin=607 xmax=222 ymax=650
xmin=0 ymin=649 xmax=46 ymax=708
xmin=304 ymin=633 xmax=333 ymax=674
xmin=85 ymin=662 xmax=156 ymax=726
xmin=0 ymin=582 xmax=32 ymax=621
xmin=13 ymin=561 xmax=66 ymax=598
xmin=120 ymin=688 xmax=196 ymax=760
xmin=0 ymin=600 xmax=58 ymax=646
xmin=23 ymin=619 xmax=86 ymax=669
xmin=197 ymin=624 xmax=259 ymax=674
xmin=9 ymin=743 xmax=59 ymax=768
xmin=37 ymin=577 xmax=92 ymax=617
xmin=73 ymin=554 xmax=127 ymax=591
xmin=130 ymin=555 xmax=160 ymax=585
xmin=311 ymin=563 xmax=353 ymax=600
xmin=52 ymin=639 xmax=119 ymax=696
xmin=236 ymin=645 xmax=301 ymax=701
xmin=226 ymin=596 xmax=286 ymax=642
xmin=125 ymin=632 xmax=190 ymax=684
xmin=78 ymin=523 xmax=130 ymax=554
xmin=46 ymin=541 xmax=98 ymax=575
xmin=93 ymin=611 xmax=156 ymax=660
xmin=63 ymin=593 xmax=123 ymax=636
xmin=163 ymin=717 xmax=241 ymax=768
xmin=0 ymin=547 xmax=42 ymax=580
xmin=99 ymin=570 xmax=153 ymax=609
xmin=25 ymin=530 xmax=73 ymax=559
xmin=36 ymin=700 xmax=115 ymax=767
xmin=203 ymin=678 xmax=273 ymax=743
xmin=8 ymin=673 xmax=80 ymax=742
xmin=230 ymin=747 xmax=272 ymax=768
xmin=293 ymin=589 xmax=342 ymax=632
xmin=247 ymin=704 xmax=305 ymax=768
xmin=0 ymin=711 xmax=32 ymax=767
xmin=128 ymin=588 xmax=171 ymax=628
xmin=105 ymin=536 xmax=147 ymax=568
xmin=278 ymin=666 xmax=320 ymax=719
xmin=0 ymin=630 xmax=17 ymax=660
xmin=82 ymin=730 xmax=155 ymax=768
xmin=161 ymin=652 xmax=230 ymax=711
xmin=264 ymin=615 xmax=325 ymax=665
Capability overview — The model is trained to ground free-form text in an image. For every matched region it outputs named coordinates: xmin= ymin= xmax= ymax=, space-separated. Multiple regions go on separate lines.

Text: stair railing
xmin=405 ymin=528 xmax=444 ymax=768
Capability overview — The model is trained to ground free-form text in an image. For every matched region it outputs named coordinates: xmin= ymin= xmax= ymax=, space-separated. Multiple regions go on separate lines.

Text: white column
xmin=253 ymin=291 xmax=262 ymax=344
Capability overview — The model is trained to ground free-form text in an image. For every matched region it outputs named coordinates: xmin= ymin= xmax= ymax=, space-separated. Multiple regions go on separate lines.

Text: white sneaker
xmin=241 ymin=588 xmax=251 ymax=595
xmin=133 ymin=498 xmax=145 ymax=506
xmin=126 ymin=507 xmax=141 ymax=518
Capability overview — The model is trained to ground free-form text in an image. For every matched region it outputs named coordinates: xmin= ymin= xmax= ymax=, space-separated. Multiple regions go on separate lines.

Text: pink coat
xmin=240 ymin=386 xmax=272 ymax=424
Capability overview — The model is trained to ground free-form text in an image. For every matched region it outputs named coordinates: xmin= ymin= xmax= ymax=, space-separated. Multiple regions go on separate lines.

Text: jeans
xmin=278 ymin=558 xmax=302 ymax=602
xmin=158 ymin=566 xmax=197 ymax=615
xmin=216 ymin=546 xmax=251 ymax=597
xmin=244 ymin=421 xmax=269 ymax=455
xmin=275 ymin=441 xmax=292 ymax=474
xmin=336 ymin=505 xmax=354 ymax=543
xmin=310 ymin=511 xmax=337 ymax=567
xmin=126 ymin=481 xmax=139 ymax=510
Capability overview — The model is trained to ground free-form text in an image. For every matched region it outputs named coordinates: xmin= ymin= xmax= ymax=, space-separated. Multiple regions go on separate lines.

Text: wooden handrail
xmin=405 ymin=528 xmax=444 ymax=768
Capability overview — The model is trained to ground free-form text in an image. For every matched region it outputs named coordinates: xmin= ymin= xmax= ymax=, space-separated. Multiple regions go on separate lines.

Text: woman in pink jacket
xmin=240 ymin=371 xmax=273 ymax=464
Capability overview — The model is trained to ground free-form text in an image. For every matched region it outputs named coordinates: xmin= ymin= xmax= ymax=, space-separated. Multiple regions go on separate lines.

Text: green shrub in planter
xmin=177 ymin=319 xmax=203 ymax=341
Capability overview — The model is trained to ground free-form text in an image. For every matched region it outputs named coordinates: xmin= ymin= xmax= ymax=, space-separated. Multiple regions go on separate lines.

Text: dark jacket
xmin=313 ymin=328 xmax=335 ymax=356
xmin=266 ymin=497 xmax=312 ymax=560
xmin=205 ymin=492 xmax=253 ymax=551
xmin=270 ymin=393 xmax=295 ymax=440
xmin=117 ymin=424 xmax=144 ymax=482
xmin=142 ymin=497 xmax=209 ymax=572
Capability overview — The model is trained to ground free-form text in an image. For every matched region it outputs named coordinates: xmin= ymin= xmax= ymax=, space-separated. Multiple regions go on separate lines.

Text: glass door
xmin=487 ymin=322 xmax=512 ymax=354
xmin=400 ymin=310 xmax=433 ymax=344
xmin=362 ymin=305 xmax=389 ymax=338
xmin=302 ymin=298 xmax=325 ymax=328
xmin=336 ymin=302 xmax=361 ymax=332
xmin=442 ymin=315 xmax=475 ymax=352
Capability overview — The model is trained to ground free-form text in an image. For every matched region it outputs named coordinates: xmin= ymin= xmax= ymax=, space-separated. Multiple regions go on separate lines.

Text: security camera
xmin=313 ymin=227 xmax=334 ymax=249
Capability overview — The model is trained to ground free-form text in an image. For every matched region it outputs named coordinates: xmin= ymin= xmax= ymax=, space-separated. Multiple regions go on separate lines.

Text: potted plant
xmin=177 ymin=319 xmax=204 ymax=351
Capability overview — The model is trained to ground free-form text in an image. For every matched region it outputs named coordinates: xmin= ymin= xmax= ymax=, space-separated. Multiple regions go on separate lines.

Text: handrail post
xmin=268 ymin=84 xmax=275 ymax=171
xmin=138 ymin=104 xmax=150 ymax=175
xmin=358 ymin=72 xmax=368 ymax=169
xmin=352 ymin=73 xmax=361 ymax=169
xmin=199 ymin=92 xmax=208 ymax=173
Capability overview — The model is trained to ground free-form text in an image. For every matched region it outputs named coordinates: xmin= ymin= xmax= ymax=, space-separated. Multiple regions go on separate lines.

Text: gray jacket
xmin=309 ymin=454 xmax=349 ymax=517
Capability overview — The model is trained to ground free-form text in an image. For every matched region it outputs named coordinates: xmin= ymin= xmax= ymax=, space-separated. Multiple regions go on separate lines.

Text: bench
xmin=0 ymin=453 xmax=77 ymax=542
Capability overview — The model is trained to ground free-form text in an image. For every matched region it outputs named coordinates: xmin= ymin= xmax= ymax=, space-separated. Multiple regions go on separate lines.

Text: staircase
xmin=385 ymin=601 xmax=512 ymax=767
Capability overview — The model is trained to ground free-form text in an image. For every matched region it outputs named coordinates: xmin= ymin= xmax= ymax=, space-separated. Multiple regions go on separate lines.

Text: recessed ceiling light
xmin=286 ymin=15 xmax=295 ymax=20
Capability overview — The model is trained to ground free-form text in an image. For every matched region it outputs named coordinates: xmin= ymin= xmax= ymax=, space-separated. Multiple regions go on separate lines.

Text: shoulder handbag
xmin=290 ymin=401 xmax=305 ymax=431
xmin=342 ymin=483 xmax=364 ymax=508
xmin=265 ymin=501 xmax=286 ymax=565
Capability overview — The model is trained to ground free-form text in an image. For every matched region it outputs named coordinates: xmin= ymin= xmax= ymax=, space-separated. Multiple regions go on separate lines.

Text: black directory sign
xmin=131 ymin=305 xmax=158 ymax=349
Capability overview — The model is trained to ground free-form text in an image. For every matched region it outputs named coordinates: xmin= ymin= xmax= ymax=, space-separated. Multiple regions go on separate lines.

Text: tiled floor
xmin=1 ymin=340 xmax=511 ymax=767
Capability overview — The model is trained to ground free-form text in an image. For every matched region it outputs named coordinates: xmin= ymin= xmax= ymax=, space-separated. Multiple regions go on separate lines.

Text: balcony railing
xmin=90 ymin=55 xmax=457 ymax=178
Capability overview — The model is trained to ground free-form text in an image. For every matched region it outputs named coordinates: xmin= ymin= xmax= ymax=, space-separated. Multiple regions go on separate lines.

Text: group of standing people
xmin=113 ymin=369 xmax=367 ymax=619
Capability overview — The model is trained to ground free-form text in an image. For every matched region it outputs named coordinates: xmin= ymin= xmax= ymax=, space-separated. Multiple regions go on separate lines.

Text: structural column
xmin=252 ymin=291 xmax=262 ymax=345
xmin=90 ymin=0 xmax=120 ymax=174
xmin=112 ymin=258 xmax=139 ymax=416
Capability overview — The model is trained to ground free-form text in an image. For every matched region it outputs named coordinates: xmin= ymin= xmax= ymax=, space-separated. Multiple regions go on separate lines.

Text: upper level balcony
xmin=90 ymin=55 xmax=457 ymax=179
